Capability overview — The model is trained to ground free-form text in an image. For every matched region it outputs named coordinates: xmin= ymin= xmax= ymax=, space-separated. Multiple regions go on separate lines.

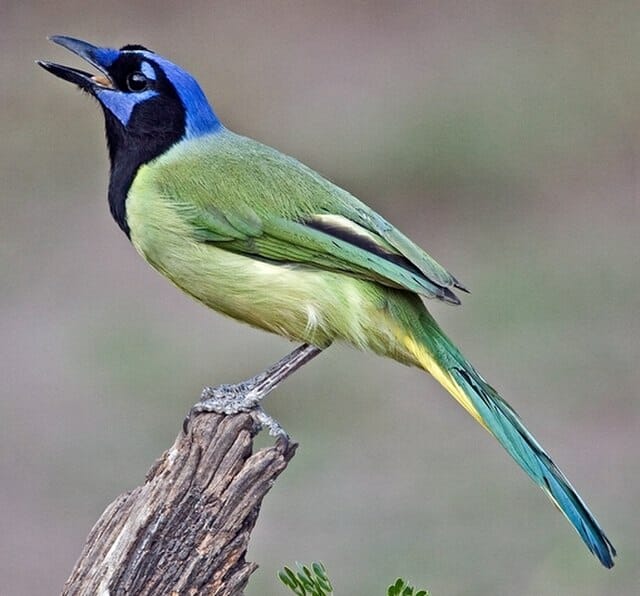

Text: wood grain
xmin=62 ymin=412 xmax=296 ymax=596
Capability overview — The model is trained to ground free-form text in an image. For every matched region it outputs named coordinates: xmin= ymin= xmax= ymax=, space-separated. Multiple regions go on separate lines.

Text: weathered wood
xmin=62 ymin=412 xmax=297 ymax=596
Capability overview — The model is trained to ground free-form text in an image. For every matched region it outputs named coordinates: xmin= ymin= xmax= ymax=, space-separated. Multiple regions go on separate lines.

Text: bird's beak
xmin=37 ymin=36 xmax=116 ymax=92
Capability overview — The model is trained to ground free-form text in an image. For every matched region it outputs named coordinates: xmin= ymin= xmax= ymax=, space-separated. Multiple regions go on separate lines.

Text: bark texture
xmin=62 ymin=412 xmax=297 ymax=596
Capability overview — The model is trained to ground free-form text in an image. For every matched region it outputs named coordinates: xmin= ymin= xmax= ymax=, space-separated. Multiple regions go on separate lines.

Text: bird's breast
xmin=125 ymin=166 xmax=330 ymax=345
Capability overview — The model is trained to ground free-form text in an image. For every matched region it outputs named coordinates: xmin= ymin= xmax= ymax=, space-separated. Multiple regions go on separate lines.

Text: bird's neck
xmin=104 ymin=114 xmax=186 ymax=238
xmin=103 ymin=103 xmax=223 ymax=238
xmin=108 ymin=148 xmax=140 ymax=238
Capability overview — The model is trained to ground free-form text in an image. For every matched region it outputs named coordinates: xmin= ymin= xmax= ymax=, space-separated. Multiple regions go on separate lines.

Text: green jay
xmin=39 ymin=36 xmax=615 ymax=568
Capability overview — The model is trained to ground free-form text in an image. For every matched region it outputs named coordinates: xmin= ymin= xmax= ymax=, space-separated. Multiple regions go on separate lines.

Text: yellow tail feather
xmin=402 ymin=335 xmax=489 ymax=431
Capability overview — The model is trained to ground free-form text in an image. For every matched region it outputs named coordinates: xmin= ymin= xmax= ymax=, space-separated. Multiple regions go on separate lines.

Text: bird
xmin=38 ymin=35 xmax=615 ymax=568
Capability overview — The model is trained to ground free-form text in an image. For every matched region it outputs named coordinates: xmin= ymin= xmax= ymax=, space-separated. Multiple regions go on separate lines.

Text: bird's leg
xmin=184 ymin=343 xmax=323 ymax=437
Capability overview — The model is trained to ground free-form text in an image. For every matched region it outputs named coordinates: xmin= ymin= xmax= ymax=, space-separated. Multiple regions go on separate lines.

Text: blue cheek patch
xmin=96 ymin=88 xmax=158 ymax=127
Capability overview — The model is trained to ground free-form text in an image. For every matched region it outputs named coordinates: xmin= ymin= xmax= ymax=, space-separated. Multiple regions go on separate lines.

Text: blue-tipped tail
xmin=450 ymin=364 xmax=616 ymax=568
xmin=408 ymin=318 xmax=616 ymax=568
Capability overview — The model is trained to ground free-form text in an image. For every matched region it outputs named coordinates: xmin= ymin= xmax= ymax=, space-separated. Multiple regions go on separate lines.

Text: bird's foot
xmin=251 ymin=407 xmax=289 ymax=439
xmin=182 ymin=344 xmax=323 ymax=438
xmin=183 ymin=381 xmax=289 ymax=439
xmin=199 ymin=380 xmax=264 ymax=413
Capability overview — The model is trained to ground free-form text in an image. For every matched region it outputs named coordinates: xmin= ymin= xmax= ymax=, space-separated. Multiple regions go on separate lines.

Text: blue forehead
xmin=91 ymin=46 xmax=120 ymax=68
xmin=96 ymin=48 xmax=221 ymax=138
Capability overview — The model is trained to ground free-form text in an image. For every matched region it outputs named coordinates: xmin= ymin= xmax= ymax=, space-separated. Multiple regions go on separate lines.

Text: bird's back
xmin=146 ymin=129 xmax=353 ymax=220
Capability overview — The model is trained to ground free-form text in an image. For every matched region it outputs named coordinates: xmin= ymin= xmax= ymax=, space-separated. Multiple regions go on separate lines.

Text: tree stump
xmin=62 ymin=412 xmax=297 ymax=595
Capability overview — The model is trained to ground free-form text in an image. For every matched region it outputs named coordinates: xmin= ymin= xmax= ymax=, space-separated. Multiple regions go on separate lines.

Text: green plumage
xmin=127 ymin=130 xmax=459 ymax=352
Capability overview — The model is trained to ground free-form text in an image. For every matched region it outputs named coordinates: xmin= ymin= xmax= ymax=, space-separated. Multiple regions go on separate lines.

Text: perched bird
xmin=39 ymin=36 xmax=615 ymax=567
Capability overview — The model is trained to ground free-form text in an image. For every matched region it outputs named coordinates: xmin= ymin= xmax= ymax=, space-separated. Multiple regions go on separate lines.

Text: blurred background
xmin=2 ymin=1 xmax=639 ymax=594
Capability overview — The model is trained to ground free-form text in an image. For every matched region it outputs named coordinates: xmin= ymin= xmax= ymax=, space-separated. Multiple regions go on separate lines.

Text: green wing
xmin=158 ymin=131 xmax=466 ymax=304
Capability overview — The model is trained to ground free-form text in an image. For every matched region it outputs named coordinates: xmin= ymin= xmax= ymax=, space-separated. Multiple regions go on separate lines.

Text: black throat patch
xmin=102 ymin=58 xmax=186 ymax=237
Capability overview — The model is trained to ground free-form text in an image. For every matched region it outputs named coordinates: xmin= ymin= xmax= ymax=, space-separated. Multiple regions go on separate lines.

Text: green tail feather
xmin=417 ymin=320 xmax=616 ymax=567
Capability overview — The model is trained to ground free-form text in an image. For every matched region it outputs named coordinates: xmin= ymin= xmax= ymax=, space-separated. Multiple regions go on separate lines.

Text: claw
xmin=181 ymin=343 xmax=322 ymax=438
xmin=251 ymin=407 xmax=290 ymax=440
xmin=183 ymin=390 xmax=290 ymax=440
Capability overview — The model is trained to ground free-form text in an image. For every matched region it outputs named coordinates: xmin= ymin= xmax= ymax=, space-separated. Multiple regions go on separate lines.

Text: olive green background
xmin=2 ymin=2 xmax=638 ymax=594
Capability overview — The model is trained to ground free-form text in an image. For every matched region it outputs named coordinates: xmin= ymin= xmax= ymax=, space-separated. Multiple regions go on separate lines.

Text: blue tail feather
xmin=449 ymin=363 xmax=616 ymax=568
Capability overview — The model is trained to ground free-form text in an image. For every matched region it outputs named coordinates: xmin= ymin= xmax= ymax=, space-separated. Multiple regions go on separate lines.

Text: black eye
xmin=126 ymin=71 xmax=149 ymax=92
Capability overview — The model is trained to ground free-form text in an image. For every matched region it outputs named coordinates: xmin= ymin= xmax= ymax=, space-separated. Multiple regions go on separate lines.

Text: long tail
xmin=402 ymin=312 xmax=616 ymax=568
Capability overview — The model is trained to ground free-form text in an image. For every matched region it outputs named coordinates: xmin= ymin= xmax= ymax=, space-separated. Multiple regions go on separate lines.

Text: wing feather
xmin=156 ymin=131 xmax=466 ymax=303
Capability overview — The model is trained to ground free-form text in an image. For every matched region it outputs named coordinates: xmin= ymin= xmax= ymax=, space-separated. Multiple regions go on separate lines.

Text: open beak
xmin=37 ymin=36 xmax=116 ymax=92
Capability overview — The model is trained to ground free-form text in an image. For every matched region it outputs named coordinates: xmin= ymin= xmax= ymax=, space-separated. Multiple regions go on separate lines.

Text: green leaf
xmin=278 ymin=562 xmax=333 ymax=596
xmin=387 ymin=577 xmax=430 ymax=596
xmin=278 ymin=562 xmax=428 ymax=596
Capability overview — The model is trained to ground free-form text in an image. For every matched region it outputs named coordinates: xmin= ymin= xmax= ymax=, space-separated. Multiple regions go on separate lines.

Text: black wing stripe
xmin=303 ymin=216 xmax=455 ymax=296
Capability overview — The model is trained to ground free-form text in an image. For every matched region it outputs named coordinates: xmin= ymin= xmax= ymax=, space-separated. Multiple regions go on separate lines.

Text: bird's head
xmin=38 ymin=36 xmax=221 ymax=161
xmin=39 ymin=36 xmax=222 ymax=236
